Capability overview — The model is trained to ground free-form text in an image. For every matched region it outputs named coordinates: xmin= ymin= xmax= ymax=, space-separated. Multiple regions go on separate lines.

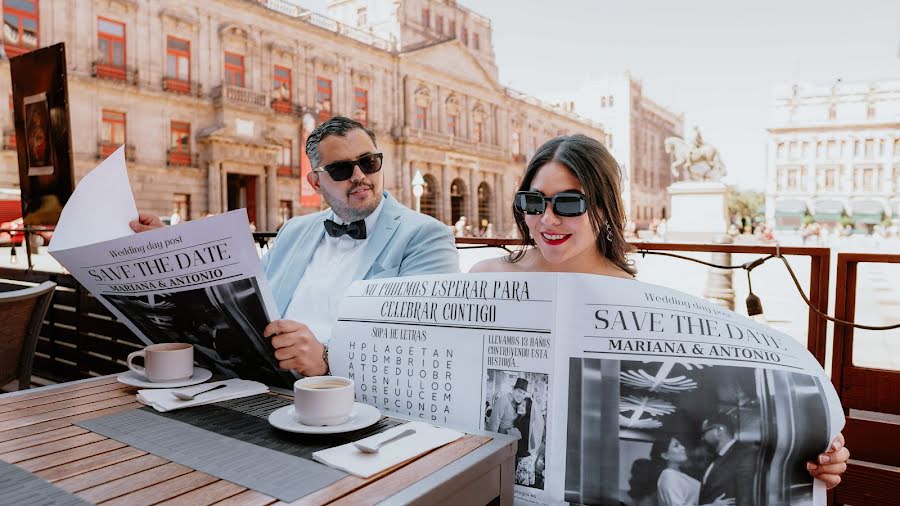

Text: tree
xmin=727 ymin=186 xmax=765 ymax=231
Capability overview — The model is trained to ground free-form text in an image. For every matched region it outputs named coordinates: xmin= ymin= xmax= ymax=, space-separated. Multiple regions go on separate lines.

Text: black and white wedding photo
xmin=484 ymin=369 xmax=549 ymax=490
xmin=102 ymin=277 xmax=295 ymax=388
xmin=564 ymin=358 xmax=829 ymax=506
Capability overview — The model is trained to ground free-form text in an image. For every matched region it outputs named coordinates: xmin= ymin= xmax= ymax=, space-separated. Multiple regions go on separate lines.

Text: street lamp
xmin=411 ymin=170 xmax=425 ymax=213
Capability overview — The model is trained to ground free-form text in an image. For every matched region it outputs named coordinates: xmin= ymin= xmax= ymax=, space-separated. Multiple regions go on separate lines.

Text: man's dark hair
xmin=305 ymin=116 xmax=377 ymax=168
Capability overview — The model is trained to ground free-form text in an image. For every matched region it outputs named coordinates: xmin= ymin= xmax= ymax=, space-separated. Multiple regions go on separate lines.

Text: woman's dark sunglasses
xmin=514 ymin=191 xmax=588 ymax=217
xmin=314 ymin=153 xmax=383 ymax=181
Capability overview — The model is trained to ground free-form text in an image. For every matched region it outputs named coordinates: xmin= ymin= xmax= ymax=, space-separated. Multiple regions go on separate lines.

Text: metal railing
xmin=166 ymin=149 xmax=199 ymax=168
xmin=97 ymin=142 xmax=135 ymax=162
xmin=162 ymin=77 xmax=203 ymax=97
xmin=92 ymin=60 xmax=139 ymax=85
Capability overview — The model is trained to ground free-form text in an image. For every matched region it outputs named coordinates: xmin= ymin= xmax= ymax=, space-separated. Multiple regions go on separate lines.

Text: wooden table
xmin=0 ymin=375 xmax=517 ymax=505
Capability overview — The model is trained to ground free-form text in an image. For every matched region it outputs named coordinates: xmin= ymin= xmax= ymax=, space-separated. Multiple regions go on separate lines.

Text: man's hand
xmin=129 ymin=213 xmax=164 ymax=233
xmin=807 ymin=432 xmax=849 ymax=489
xmin=264 ymin=319 xmax=329 ymax=377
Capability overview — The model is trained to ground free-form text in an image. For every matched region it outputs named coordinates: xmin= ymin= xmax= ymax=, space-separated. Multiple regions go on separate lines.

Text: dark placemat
xmin=152 ymin=394 xmax=404 ymax=460
xmin=77 ymin=394 xmax=402 ymax=502
xmin=0 ymin=460 xmax=91 ymax=505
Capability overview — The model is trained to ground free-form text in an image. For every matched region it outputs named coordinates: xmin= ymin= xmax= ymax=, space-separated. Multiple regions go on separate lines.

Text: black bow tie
xmin=324 ymin=219 xmax=367 ymax=240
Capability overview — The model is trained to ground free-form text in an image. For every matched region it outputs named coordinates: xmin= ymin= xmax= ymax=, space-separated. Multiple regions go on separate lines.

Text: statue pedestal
xmin=665 ymin=181 xmax=728 ymax=242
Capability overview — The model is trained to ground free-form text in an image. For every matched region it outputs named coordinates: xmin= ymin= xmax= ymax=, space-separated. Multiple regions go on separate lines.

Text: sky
xmin=302 ymin=0 xmax=900 ymax=190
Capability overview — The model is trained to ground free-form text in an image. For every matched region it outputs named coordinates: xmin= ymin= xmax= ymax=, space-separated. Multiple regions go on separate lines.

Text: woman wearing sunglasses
xmin=471 ymin=134 xmax=849 ymax=489
xmin=471 ymin=134 xmax=634 ymax=278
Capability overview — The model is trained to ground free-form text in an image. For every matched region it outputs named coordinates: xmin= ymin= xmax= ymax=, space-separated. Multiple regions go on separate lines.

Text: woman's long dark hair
xmin=509 ymin=134 xmax=636 ymax=276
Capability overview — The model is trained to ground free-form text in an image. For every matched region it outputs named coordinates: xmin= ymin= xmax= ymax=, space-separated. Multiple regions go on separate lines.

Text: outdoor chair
xmin=0 ymin=281 xmax=56 ymax=391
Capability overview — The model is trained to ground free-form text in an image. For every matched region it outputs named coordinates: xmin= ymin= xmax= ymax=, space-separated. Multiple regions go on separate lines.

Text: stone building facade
xmin=586 ymin=73 xmax=684 ymax=230
xmin=766 ymin=79 xmax=900 ymax=230
xmin=0 ymin=0 xmax=605 ymax=235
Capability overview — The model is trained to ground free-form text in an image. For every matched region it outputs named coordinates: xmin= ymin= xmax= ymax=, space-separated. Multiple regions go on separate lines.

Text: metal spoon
xmin=172 ymin=383 xmax=227 ymax=400
xmin=354 ymin=428 xmax=417 ymax=453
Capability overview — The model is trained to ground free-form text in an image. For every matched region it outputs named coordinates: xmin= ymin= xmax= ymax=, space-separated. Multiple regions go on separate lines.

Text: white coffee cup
xmin=126 ymin=343 xmax=194 ymax=382
xmin=293 ymin=376 xmax=354 ymax=426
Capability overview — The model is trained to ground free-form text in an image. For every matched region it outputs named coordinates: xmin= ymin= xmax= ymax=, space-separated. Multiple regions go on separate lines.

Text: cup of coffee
xmin=126 ymin=343 xmax=194 ymax=382
xmin=293 ymin=376 xmax=354 ymax=426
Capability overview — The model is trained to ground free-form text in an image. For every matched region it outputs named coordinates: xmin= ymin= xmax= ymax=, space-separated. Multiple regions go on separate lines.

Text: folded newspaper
xmin=48 ymin=146 xmax=297 ymax=388
xmin=329 ymin=272 xmax=844 ymax=506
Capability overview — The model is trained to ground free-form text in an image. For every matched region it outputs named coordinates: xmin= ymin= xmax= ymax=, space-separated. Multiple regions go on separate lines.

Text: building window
xmin=356 ymin=7 xmax=367 ymax=26
xmin=828 ymin=104 xmax=836 ymax=120
xmin=316 ymin=77 xmax=333 ymax=122
xmin=436 ymin=15 xmax=443 ymax=34
xmin=473 ymin=120 xmax=483 ymax=143
xmin=421 ymin=8 xmax=430 ymax=27
xmin=461 ymin=28 xmax=468 ymax=45
xmin=447 ymin=113 xmax=458 ymax=136
xmin=864 ymin=139 xmax=875 ymax=159
xmin=601 ymin=97 xmax=606 ymax=107
xmin=511 ymin=132 xmax=520 ymax=155
xmin=787 ymin=170 xmax=798 ymax=191
xmin=97 ymin=17 xmax=126 ymax=78
xmin=415 ymin=105 xmax=427 ymax=129
xmin=165 ymin=36 xmax=190 ymax=93
xmin=3 ymin=0 xmax=38 ymax=57
xmin=279 ymin=138 xmax=292 ymax=174
xmin=823 ymin=169 xmax=837 ymax=191
xmin=473 ymin=33 xmax=480 ymax=50
xmin=279 ymin=200 xmax=293 ymax=227
xmin=224 ymin=52 xmax=244 ymax=87
xmin=101 ymin=109 xmax=126 ymax=157
xmin=272 ymin=65 xmax=292 ymax=113
xmin=609 ymin=95 xmax=614 ymax=106
xmin=173 ymin=193 xmax=190 ymax=222
xmin=353 ymin=87 xmax=368 ymax=126
xmin=168 ymin=121 xmax=191 ymax=166
xmin=449 ymin=20 xmax=456 ymax=36
xmin=867 ymin=105 xmax=875 ymax=120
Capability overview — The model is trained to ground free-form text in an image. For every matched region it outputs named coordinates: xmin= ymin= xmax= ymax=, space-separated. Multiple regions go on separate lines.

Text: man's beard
xmin=323 ymin=181 xmax=380 ymax=222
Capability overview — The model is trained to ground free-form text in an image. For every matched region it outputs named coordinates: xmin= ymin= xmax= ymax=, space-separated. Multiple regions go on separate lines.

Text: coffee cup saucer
xmin=117 ymin=367 xmax=212 ymax=388
xmin=268 ymin=403 xmax=380 ymax=434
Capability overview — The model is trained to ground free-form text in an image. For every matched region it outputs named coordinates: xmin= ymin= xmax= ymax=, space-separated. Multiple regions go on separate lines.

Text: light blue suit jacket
xmin=261 ymin=191 xmax=460 ymax=317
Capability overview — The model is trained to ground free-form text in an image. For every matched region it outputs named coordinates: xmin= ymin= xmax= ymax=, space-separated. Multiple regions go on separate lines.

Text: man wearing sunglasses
xmin=131 ymin=117 xmax=458 ymax=377
xmin=259 ymin=116 xmax=458 ymax=376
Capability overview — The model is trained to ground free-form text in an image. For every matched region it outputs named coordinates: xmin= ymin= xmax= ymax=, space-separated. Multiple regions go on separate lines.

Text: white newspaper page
xmin=329 ymin=273 xmax=560 ymax=504
xmin=551 ymin=273 xmax=843 ymax=506
xmin=47 ymin=150 xmax=296 ymax=388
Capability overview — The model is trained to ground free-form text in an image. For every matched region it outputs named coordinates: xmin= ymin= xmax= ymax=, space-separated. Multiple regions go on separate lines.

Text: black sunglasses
xmin=314 ymin=153 xmax=383 ymax=182
xmin=514 ymin=190 xmax=588 ymax=217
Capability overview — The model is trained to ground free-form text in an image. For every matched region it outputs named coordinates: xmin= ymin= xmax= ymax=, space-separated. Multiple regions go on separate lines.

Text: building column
xmin=400 ymin=159 xmax=411 ymax=207
xmin=441 ymin=164 xmax=451 ymax=224
xmin=266 ymin=164 xmax=278 ymax=230
xmin=207 ymin=160 xmax=221 ymax=214
xmin=469 ymin=168 xmax=479 ymax=228
xmin=220 ymin=169 xmax=229 ymax=214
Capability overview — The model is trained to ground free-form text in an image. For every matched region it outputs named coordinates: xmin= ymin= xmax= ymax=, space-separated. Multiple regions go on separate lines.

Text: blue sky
xmin=302 ymin=0 xmax=900 ymax=190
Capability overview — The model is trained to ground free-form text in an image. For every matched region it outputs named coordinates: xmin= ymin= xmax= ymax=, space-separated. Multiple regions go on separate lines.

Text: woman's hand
xmin=807 ymin=432 xmax=849 ymax=489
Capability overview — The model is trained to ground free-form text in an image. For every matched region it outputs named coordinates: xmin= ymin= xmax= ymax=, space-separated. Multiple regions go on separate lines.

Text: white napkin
xmin=136 ymin=379 xmax=269 ymax=412
xmin=312 ymin=421 xmax=463 ymax=478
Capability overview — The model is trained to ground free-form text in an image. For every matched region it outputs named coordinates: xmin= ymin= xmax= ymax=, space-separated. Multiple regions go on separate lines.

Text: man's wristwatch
xmin=322 ymin=343 xmax=331 ymax=376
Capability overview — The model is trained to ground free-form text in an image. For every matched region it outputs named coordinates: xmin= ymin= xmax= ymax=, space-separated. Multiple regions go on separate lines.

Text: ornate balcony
xmin=211 ymin=84 xmax=267 ymax=109
xmin=162 ymin=77 xmax=202 ymax=97
xmin=166 ymin=149 xmax=198 ymax=168
xmin=92 ymin=61 xmax=139 ymax=85
xmin=97 ymin=142 xmax=135 ymax=162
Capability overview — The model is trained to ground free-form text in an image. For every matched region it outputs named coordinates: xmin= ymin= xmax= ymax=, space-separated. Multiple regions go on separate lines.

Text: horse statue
xmin=664 ymin=128 xmax=726 ymax=182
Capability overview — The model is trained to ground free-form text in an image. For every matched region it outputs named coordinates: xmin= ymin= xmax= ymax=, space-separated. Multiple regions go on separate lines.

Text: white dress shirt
xmin=283 ymin=199 xmax=384 ymax=343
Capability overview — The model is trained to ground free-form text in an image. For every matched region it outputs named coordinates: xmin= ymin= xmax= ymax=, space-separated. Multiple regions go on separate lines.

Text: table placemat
xmin=0 ymin=460 xmax=92 ymax=505
xmin=77 ymin=394 xmax=402 ymax=502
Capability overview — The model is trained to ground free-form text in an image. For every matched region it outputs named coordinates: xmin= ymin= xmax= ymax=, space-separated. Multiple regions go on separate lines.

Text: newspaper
xmin=48 ymin=146 xmax=296 ymax=388
xmin=329 ymin=272 xmax=844 ymax=506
